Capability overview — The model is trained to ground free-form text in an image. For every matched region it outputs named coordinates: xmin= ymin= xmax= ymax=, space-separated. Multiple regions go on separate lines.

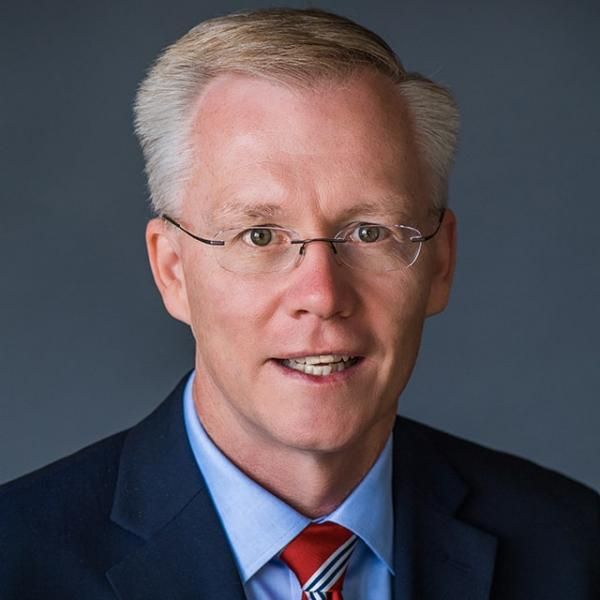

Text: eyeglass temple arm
xmin=161 ymin=214 xmax=225 ymax=246
xmin=410 ymin=208 xmax=446 ymax=243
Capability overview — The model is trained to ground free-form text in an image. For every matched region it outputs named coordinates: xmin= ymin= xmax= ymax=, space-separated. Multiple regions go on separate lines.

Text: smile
xmin=280 ymin=354 xmax=359 ymax=376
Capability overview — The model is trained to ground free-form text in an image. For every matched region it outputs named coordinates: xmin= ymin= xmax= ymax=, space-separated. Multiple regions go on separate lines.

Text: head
xmin=135 ymin=8 xmax=459 ymax=218
xmin=140 ymin=9 xmax=458 ymax=466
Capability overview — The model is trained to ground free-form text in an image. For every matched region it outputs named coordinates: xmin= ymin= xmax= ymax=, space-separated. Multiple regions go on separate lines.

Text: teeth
xmin=281 ymin=355 xmax=357 ymax=376
xmin=298 ymin=354 xmax=345 ymax=365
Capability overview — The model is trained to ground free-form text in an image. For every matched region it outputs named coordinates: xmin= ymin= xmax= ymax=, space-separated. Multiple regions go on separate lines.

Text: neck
xmin=192 ymin=381 xmax=394 ymax=518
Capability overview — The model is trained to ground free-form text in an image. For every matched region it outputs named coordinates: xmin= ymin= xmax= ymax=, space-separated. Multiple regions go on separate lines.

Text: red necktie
xmin=280 ymin=521 xmax=358 ymax=600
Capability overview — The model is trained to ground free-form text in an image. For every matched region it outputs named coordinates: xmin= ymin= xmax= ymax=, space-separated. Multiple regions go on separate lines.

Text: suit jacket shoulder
xmin=397 ymin=415 xmax=599 ymax=518
xmin=0 ymin=428 xmax=135 ymax=598
xmin=0 ymin=375 xmax=244 ymax=600
xmin=392 ymin=416 xmax=599 ymax=599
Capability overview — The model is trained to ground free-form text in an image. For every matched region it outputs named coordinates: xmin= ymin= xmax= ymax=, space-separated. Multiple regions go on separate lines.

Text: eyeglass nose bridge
xmin=290 ymin=237 xmax=347 ymax=258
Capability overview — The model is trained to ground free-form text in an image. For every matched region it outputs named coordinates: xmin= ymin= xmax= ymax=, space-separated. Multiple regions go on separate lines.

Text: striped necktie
xmin=280 ymin=521 xmax=358 ymax=600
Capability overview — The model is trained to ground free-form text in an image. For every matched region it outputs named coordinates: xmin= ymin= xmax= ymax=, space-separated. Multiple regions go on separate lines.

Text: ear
xmin=145 ymin=218 xmax=192 ymax=325
xmin=425 ymin=208 xmax=457 ymax=316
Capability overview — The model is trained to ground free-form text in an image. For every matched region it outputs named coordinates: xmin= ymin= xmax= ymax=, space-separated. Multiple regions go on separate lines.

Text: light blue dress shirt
xmin=183 ymin=371 xmax=394 ymax=599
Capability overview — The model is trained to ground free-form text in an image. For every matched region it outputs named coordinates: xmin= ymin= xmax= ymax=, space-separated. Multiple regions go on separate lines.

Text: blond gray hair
xmin=134 ymin=8 xmax=459 ymax=217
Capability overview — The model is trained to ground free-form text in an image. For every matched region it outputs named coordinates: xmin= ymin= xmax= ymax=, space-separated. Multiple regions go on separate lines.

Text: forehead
xmin=183 ymin=70 xmax=428 ymax=224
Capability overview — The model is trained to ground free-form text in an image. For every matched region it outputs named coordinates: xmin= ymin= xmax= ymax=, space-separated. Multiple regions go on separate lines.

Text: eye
xmin=350 ymin=224 xmax=388 ymax=243
xmin=241 ymin=228 xmax=276 ymax=247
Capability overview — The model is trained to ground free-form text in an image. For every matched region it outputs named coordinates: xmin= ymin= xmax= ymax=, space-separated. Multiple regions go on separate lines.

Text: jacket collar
xmin=106 ymin=375 xmax=496 ymax=600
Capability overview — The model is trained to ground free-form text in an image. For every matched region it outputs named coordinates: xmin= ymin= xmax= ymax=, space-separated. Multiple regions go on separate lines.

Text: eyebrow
xmin=212 ymin=201 xmax=283 ymax=224
xmin=211 ymin=194 xmax=415 ymax=226
xmin=337 ymin=197 xmax=414 ymax=221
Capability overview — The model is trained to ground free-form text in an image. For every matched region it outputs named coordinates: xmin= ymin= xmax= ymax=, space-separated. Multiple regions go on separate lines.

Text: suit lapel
xmin=106 ymin=374 xmax=246 ymax=600
xmin=391 ymin=419 xmax=497 ymax=600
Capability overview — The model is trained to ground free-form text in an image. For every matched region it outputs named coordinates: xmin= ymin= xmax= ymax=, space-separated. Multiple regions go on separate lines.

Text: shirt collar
xmin=183 ymin=371 xmax=394 ymax=581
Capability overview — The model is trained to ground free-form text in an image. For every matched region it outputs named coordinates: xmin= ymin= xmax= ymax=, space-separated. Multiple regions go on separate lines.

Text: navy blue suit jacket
xmin=1 ymin=374 xmax=598 ymax=599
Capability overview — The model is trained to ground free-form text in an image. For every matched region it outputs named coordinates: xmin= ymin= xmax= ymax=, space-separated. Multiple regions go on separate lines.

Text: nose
xmin=284 ymin=239 xmax=357 ymax=320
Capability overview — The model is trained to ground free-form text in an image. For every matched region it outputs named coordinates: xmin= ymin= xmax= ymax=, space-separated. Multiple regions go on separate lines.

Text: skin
xmin=146 ymin=69 xmax=456 ymax=517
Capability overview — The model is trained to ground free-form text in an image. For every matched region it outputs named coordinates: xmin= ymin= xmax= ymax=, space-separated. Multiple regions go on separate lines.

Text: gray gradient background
xmin=1 ymin=0 xmax=598 ymax=490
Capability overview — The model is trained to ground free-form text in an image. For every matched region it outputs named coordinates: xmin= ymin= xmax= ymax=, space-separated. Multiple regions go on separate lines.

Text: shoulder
xmin=0 ymin=430 xmax=149 ymax=597
xmin=0 ymin=430 xmax=129 ymax=540
xmin=0 ymin=429 xmax=127 ymax=512
xmin=0 ymin=376 xmax=193 ymax=597
xmin=0 ymin=431 xmax=132 ymax=593
xmin=394 ymin=417 xmax=599 ymax=597
xmin=0 ymin=373 xmax=191 ymax=520
xmin=395 ymin=416 xmax=599 ymax=577
xmin=396 ymin=416 xmax=599 ymax=520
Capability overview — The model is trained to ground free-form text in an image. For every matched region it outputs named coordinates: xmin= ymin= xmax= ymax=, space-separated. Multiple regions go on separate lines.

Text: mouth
xmin=277 ymin=354 xmax=361 ymax=377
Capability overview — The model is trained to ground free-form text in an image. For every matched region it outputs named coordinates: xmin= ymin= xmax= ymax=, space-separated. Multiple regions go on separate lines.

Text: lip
xmin=270 ymin=356 xmax=364 ymax=383
xmin=274 ymin=351 xmax=363 ymax=361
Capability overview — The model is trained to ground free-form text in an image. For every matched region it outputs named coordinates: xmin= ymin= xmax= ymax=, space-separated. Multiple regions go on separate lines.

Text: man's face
xmin=149 ymin=70 xmax=455 ymax=461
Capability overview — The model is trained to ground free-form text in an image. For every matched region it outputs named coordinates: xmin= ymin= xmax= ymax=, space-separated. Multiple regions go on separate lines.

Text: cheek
xmin=367 ymin=271 xmax=430 ymax=364
xmin=370 ymin=268 xmax=430 ymax=325
xmin=184 ymin=264 xmax=279 ymax=355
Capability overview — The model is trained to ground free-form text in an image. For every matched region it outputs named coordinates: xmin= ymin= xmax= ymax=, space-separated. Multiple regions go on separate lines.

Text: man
xmin=0 ymin=8 xmax=597 ymax=600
